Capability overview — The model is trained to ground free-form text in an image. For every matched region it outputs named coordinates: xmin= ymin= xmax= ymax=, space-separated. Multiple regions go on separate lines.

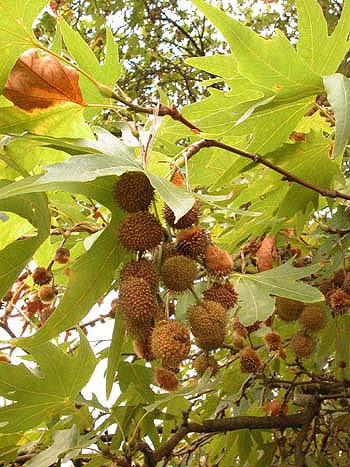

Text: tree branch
xmin=175 ymin=139 xmax=350 ymax=202
xmin=109 ymin=93 xmax=350 ymax=203
xmin=135 ymin=406 xmax=318 ymax=465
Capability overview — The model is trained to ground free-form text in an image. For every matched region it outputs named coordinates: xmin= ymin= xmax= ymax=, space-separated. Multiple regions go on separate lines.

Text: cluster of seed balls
xmin=29 ymin=247 xmax=70 ymax=322
xmin=114 ymin=171 xmax=239 ymax=391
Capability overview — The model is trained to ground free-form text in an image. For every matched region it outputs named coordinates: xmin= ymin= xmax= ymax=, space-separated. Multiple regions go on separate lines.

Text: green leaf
xmin=0 ymin=129 xmax=197 ymax=221
xmin=234 ymin=261 xmax=324 ymax=325
xmin=17 ymin=199 xmax=126 ymax=347
xmin=26 ymin=425 xmax=93 ymax=467
xmin=0 ymin=212 xmax=33 ymax=249
xmin=191 ymin=0 xmax=322 ymax=97
xmin=0 ymin=0 xmax=47 ymax=91
xmin=0 ymin=103 xmax=92 ymax=137
xmin=106 ymin=313 xmax=126 ymax=399
xmin=297 ymin=0 xmax=350 ymax=75
xmin=58 ymin=19 xmax=120 ymax=116
xmin=0 ymin=190 xmax=50 ymax=298
xmin=0 ymin=332 xmax=96 ymax=433
xmin=324 ymin=74 xmax=350 ymax=158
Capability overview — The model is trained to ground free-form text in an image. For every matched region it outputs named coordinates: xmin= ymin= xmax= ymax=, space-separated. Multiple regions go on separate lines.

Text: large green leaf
xmin=0 ymin=188 xmax=50 ymax=298
xmin=324 ymin=74 xmax=350 ymax=158
xmin=0 ymin=333 xmax=96 ymax=433
xmin=297 ymin=0 xmax=350 ymax=75
xmin=191 ymin=0 xmax=322 ymax=97
xmin=0 ymin=129 xmax=197 ymax=221
xmin=234 ymin=262 xmax=323 ymax=325
xmin=59 ymin=20 xmax=120 ymax=115
xmin=12 ymin=177 xmax=128 ymax=348
xmin=0 ymin=0 xmax=46 ymax=91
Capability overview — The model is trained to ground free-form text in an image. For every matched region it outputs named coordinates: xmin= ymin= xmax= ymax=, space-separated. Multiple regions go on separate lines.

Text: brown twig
xmin=111 ymin=93 xmax=350 ymax=203
xmin=135 ymin=406 xmax=318 ymax=466
xmin=174 ymin=139 xmax=350 ymax=202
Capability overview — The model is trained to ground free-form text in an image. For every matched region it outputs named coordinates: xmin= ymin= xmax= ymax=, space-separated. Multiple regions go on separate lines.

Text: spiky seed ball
xmin=203 ymin=281 xmax=238 ymax=310
xmin=275 ymin=297 xmax=304 ymax=321
xmin=161 ymin=242 xmax=179 ymax=264
xmin=188 ymin=301 xmax=228 ymax=350
xmin=113 ymin=171 xmax=154 ymax=212
xmin=119 ymin=277 xmax=157 ymax=324
xmin=327 ymin=288 xmax=350 ymax=313
xmin=290 ymin=333 xmax=316 ymax=358
xmin=204 ymin=245 xmax=233 ymax=276
xmin=133 ymin=338 xmax=154 ymax=361
xmin=32 ymin=267 xmax=53 ymax=285
xmin=299 ymin=305 xmax=327 ymax=332
xmin=38 ymin=285 xmax=57 ymax=303
xmin=151 ymin=320 xmax=191 ymax=368
xmin=176 ymin=227 xmax=209 ymax=259
xmin=193 ymin=354 xmax=218 ymax=376
xmin=154 ymin=367 xmax=179 ymax=391
xmin=163 ymin=200 xmax=201 ymax=229
xmin=119 ymin=211 xmax=163 ymax=252
xmin=264 ymin=332 xmax=282 ymax=351
xmin=120 ymin=259 xmax=158 ymax=290
xmin=240 ymin=347 xmax=262 ymax=373
xmin=125 ymin=320 xmax=153 ymax=341
xmin=53 ymin=247 xmax=70 ymax=264
xmin=161 ymin=256 xmax=198 ymax=292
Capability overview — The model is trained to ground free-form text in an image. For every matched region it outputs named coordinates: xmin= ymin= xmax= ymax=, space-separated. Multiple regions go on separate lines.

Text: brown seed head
xmin=32 ymin=267 xmax=53 ymax=285
xmin=299 ymin=305 xmax=327 ymax=332
xmin=290 ymin=332 xmax=316 ymax=358
xmin=163 ymin=199 xmax=201 ymax=229
xmin=205 ymin=244 xmax=233 ymax=276
xmin=151 ymin=320 xmax=191 ymax=368
xmin=203 ymin=281 xmax=238 ymax=309
xmin=113 ymin=171 xmax=154 ymax=212
xmin=264 ymin=332 xmax=282 ymax=351
xmin=53 ymin=247 xmax=70 ymax=264
xmin=154 ymin=367 xmax=179 ymax=391
xmin=327 ymin=288 xmax=350 ymax=313
xmin=119 ymin=277 xmax=157 ymax=325
xmin=38 ymin=285 xmax=57 ymax=303
xmin=119 ymin=211 xmax=163 ymax=252
xmin=240 ymin=347 xmax=262 ymax=373
xmin=176 ymin=226 xmax=209 ymax=259
xmin=275 ymin=296 xmax=304 ymax=321
xmin=188 ymin=301 xmax=228 ymax=350
xmin=120 ymin=258 xmax=158 ymax=290
xmin=161 ymin=256 xmax=198 ymax=292
xmin=193 ymin=354 xmax=218 ymax=376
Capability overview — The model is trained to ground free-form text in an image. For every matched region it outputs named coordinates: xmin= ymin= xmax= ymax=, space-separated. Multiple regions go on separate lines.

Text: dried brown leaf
xmin=256 ymin=236 xmax=276 ymax=272
xmin=3 ymin=49 xmax=85 ymax=112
